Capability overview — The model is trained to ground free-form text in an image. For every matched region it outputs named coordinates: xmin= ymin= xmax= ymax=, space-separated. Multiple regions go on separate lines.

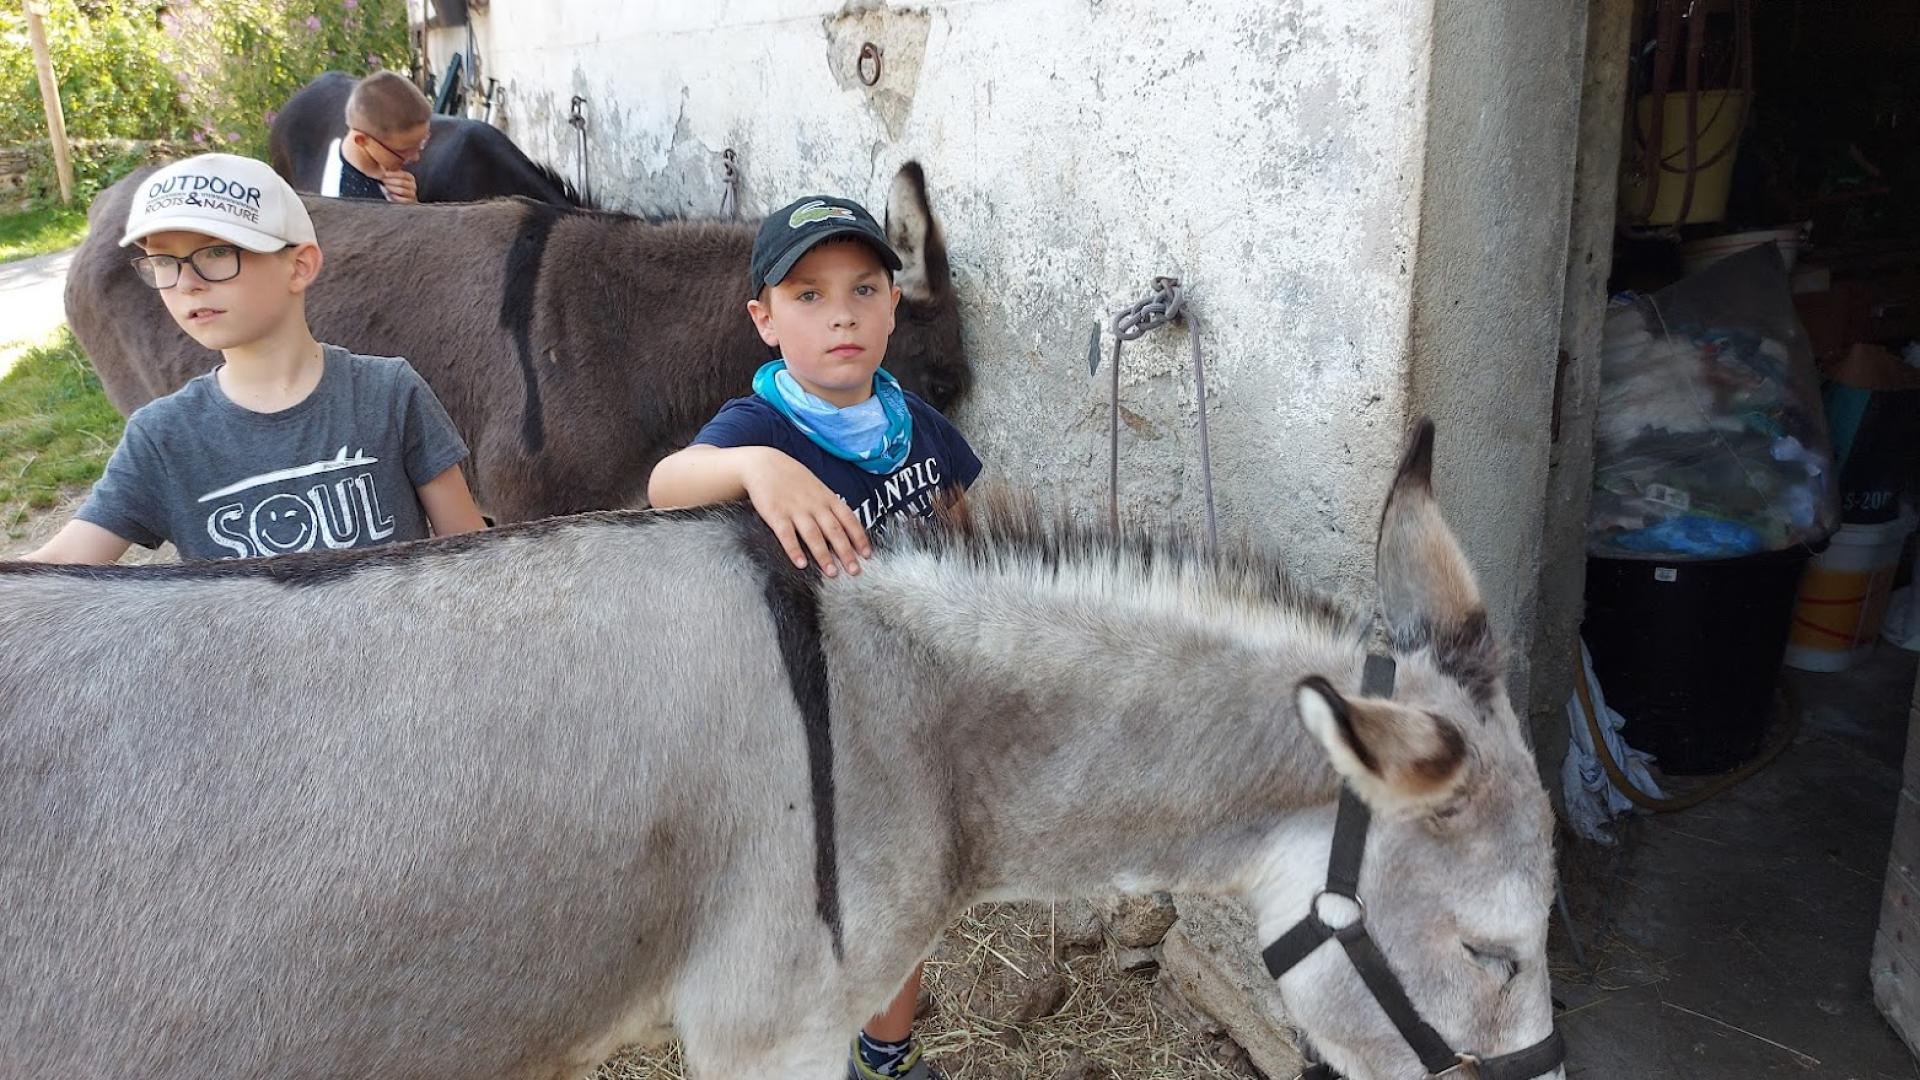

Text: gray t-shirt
xmin=77 ymin=346 xmax=469 ymax=561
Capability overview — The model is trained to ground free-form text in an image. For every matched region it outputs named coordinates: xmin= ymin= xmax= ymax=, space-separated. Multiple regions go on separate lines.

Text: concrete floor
xmin=1554 ymin=645 xmax=1920 ymax=1079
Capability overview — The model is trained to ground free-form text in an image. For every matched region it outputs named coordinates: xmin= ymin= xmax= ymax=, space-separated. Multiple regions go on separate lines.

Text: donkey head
xmin=881 ymin=162 xmax=972 ymax=414
xmin=1278 ymin=420 xmax=1561 ymax=1079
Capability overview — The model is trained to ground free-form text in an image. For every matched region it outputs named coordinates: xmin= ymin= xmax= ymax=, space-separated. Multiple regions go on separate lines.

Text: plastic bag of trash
xmin=1589 ymin=244 xmax=1838 ymax=559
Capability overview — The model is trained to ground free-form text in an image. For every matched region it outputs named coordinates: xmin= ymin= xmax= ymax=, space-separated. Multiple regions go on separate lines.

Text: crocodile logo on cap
xmin=788 ymin=200 xmax=856 ymax=229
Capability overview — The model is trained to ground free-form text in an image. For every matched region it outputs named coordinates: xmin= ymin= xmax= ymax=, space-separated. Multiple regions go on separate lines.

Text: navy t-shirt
xmin=693 ymin=392 xmax=982 ymax=538
xmin=335 ymin=155 xmax=386 ymax=199
xmin=321 ymin=138 xmax=388 ymax=200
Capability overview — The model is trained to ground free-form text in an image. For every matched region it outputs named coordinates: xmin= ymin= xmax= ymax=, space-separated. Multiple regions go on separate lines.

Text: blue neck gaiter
xmin=751 ymin=359 xmax=913 ymax=475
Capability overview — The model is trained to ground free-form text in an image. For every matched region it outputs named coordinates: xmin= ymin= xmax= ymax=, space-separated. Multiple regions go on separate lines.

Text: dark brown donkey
xmin=64 ymin=164 xmax=970 ymax=522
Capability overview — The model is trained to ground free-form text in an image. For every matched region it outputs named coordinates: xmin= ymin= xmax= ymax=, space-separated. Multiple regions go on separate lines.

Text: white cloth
xmin=1884 ymin=585 xmax=1920 ymax=651
xmin=321 ymin=138 xmax=344 ymax=198
xmin=1562 ymin=640 xmax=1665 ymax=844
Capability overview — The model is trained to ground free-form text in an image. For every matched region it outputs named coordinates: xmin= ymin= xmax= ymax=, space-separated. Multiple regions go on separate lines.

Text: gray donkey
xmin=0 ymin=421 xmax=1562 ymax=1080
xmin=63 ymin=162 xmax=969 ymax=523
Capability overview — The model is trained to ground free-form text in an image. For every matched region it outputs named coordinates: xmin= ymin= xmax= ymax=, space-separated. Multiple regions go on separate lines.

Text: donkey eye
xmin=1463 ymin=942 xmax=1519 ymax=983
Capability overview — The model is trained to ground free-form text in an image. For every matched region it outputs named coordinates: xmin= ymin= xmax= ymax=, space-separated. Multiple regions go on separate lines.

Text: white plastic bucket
xmin=1784 ymin=513 xmax=1917 ymax=672
xmin=1681 ymin=227 xmax=1806 ymax=278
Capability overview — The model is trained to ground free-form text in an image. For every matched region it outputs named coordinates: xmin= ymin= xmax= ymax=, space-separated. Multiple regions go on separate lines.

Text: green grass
xmin=0 ymin=327 xmax=122 ymax=538
xmin=0 ymin=204 xmax=90 ymax=265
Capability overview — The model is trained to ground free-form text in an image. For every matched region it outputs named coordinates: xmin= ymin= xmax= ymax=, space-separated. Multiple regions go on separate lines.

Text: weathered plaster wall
xmin=426 ymin=0 xmax=1442 ymax=609
xmin=1404 ymin=0 xmax=1591 ymax=718
xmin=433 ymin=0 xmax=1609 ymax=723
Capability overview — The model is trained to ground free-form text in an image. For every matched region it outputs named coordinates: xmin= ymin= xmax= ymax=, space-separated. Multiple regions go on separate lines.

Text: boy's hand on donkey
xmin=742 ymin=451 xmax=872 ymax=577
xmin=382 ymin=170 xmax=419 ymax=204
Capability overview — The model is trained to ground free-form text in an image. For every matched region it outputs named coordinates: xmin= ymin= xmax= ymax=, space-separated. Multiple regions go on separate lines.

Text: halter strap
xmin=1360 ymin=651 xmax=1399 ymax=697
xmin=1477 ymin=1031 xmax=1568 ymax=1080
xmin=1264 ymin=788 xmax=1459 ymax=1075
xmin=1268 ymin=652 xmax=1567 ymax=1080
xmin=1339 ymin=922 xmax=1459 ymax=1073
xmin=1326 ymin=787 xmax=1369 ymax=898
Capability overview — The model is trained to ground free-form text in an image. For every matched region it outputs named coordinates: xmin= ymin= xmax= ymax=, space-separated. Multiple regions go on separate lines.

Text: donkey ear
xmin=1296 ymin=677 xmax=1469 ymax=815
xmin=885 ymin=161 xmax=951 ymax=305
xmin=1376 ymin=419 xmax=1500 ymax=698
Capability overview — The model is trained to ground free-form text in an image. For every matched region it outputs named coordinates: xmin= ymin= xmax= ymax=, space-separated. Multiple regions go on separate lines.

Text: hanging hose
xmin=1102 ymin=277 xmax=1218 ymax=552
xmin=1573 ymin=643 xmax=1801 ymax=812
xmin=1627 ymin=0 xmax=1755 ymax=226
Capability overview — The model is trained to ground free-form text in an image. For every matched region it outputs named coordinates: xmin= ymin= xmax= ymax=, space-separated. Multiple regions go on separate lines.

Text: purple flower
xmin=226 ymin=132 xmax=241 ymax=142
xmin=264 ymin=110 xmax=276 ymax=124
xmin=305 ymin=15 xmax=321 ymax=29
xmin=192 ymin=130 xmax=206 ymax=144
xmin=344 ymin=0 xmax=357 ymax=8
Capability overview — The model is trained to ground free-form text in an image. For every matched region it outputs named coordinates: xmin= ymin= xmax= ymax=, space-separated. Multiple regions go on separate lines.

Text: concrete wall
xmin=1403 ymin=0 xmax=1592 ymax=723
xmin=424 ymin=0 xmax=1448 ymax=607
xmin=423 ymin=1 xmax=1592 ymax=719
xmin=1531 ymin=0 xmax=1633 ymax=768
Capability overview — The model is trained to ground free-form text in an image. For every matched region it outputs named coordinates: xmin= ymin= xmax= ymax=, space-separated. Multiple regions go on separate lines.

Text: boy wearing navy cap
xmin=648 ymin=192 xmax=979 ymax=1080
xmin=650 ymin=193 xmax=980 ymax=578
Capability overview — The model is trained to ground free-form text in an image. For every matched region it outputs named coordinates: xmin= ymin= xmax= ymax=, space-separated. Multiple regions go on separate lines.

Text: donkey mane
xmin=0 ymin=508 xmax=710 ymax=587
xmin=496 ymin=195 xmax=765 ymax=236
xmin=894 ymin=491 xmax=1363 ymax=638
xmin=529 ymin=160 xmax=595 ymax=210
xmin=2 ymin=494 xmax=1358 ymax=639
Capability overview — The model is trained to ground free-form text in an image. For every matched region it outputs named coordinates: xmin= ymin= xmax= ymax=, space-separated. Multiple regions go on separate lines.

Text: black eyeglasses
xmin=129 ymin=244 xmax=246 ymax=289
xmin=351 ymin=127 xmax=429 ymax=166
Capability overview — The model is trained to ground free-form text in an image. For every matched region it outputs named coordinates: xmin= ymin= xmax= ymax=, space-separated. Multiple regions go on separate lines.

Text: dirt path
xmin=5 ymin=493 xmax=172 ymax=562
xmin=0 ymin=247 xmax=77 ymax=377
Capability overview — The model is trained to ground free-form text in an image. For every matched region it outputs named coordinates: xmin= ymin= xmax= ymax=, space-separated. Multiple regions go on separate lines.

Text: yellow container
xmin=1619 ymin=90 xmax=1747 ymax=226
xmin=1785 ymin=516 xmax=1915 ymax=672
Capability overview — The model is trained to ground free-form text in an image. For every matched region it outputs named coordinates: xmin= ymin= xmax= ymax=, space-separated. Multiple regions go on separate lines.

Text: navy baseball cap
xmin=750 ymin=195 xmax=903 ymax=295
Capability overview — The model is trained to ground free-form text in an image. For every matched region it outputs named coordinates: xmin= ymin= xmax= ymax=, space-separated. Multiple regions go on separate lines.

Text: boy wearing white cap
xmin=22 ymin=153 xmax=484 ymax=563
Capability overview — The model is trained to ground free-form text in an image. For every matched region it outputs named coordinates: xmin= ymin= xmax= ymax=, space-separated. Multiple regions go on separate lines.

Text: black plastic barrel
xmin=1582 ymin=549 xmax=1811 ymax=775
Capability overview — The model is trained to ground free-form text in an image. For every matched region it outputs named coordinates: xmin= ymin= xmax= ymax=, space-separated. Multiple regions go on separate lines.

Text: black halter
xmin=1261 ymin=654 xmax=1567 ymax=1080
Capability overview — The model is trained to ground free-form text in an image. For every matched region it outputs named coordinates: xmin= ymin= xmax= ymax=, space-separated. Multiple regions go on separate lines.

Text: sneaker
xmin=846 ymin=1036 xmax=942 ymax=1080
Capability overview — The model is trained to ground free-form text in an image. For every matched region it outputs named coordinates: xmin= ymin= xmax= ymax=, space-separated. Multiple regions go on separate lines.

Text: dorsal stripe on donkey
xmin=735 ymin=519 xmax=847 ymax=960
xmin=499 ymin=203 xmax=563 ymax=455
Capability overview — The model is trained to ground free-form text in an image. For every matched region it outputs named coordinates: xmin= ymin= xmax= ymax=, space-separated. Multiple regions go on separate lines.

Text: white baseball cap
xmin=120 ymin=153 xmax=317 ymax=253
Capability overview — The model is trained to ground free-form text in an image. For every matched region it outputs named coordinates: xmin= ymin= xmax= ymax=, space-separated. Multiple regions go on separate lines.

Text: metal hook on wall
xmin=720 ymin=148 xmax=741 ymax=218
xmin=568 ymin=95 xmax=592 ymax=206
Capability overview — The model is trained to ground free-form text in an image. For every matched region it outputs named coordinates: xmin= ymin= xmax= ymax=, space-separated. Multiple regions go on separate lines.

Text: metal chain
xmin=720 ymin=148 xmax=741 ymax=218
xmin=1102 ymin=277 xmax=1218 ymax=551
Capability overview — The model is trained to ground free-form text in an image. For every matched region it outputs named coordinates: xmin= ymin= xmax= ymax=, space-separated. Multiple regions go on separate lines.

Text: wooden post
xmin=24 ymin=0 xmax=75 ymax=205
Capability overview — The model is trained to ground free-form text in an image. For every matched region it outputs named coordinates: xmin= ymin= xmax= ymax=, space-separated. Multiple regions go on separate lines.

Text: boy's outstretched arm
xmin=19 ymin=520 xmax=133 ymax=565
xmin=648 ymin=445 xmax=871 ymax=576
xmin=417 ymin=465 xmax=487 ymax=537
